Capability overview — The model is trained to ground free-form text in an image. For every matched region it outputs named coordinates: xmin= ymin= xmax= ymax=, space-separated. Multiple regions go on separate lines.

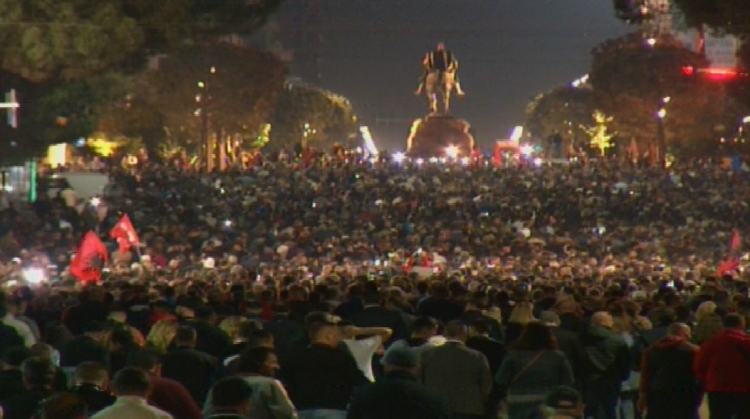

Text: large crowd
xmin=0 ymin=154 xmax=749 ymax=419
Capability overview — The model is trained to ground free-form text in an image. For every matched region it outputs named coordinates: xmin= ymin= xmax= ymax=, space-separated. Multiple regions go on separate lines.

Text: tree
xmin=138 ymin=43 xmax=286 ymax=153
xmin=580 ymin=111 xmax=616 ymax=156
xmin=525 ymin=85 xmax=594 ymax=146
xmin=269 ymin=83 xmax=360 ymax=150
xmin=589 ymin=32 xmax=730 ymax=155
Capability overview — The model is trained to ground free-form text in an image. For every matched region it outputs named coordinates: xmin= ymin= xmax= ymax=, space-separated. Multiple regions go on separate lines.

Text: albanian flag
xmin=109 ymin=214 xmax=140 ymax=253
xmin=717 ymin=230 xmax=742 ymax=277
xmin=69 ymin=231 xmax=108 ymax=284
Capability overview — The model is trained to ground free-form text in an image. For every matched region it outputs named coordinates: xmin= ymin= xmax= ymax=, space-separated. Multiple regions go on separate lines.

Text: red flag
xmin=109 ymin=214 xmax=140 ymax=253
xmin=69 ymin=231 xmax=108 ymax=284
xmin=730 ymin=230 xmax=741 ymax=255
xmin=716 ymin=230 xmax=742 ymax=277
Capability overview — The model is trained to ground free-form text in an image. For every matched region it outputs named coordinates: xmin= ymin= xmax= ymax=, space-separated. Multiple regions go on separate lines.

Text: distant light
xmin=359 ymin=126 xmax=379 ymax=155
xmin=657 ymin=108 xmax=667 ymax=119
xmin=224 ymin=220 xmax=232 ymax=227
xmin=392 ymin=152 xmax=406 ymax=164
xmin=571 ymin=74 xmax=589 ymax=87
xmin=681 ymin=66 xmax=695 ymax=76
xmin=90 ymin=197 xmax=101 ymax=207
xmin=445 ymin=145 xmax=459 ymax=159
xmin=509 ymin=126 xmax=524 ymax=142
xmin=460 ymin=157 xmax=470 ymax=166
xmin=520 ymin=144 xmax=534 ymax=156
xmin=743 ymin=116 xmax=750 ymax=124
xmin=646 ymin=38 xmax=656 ymax=47
xmin=415 ymin=158 xmax=424 ymax=165
xmin=533 ymin=157 xmax=543 ymax=166
xmin=197 ymin=81 xmax=205 ymax=88
xmin=75 ymin=138 xmax=86 ymax=147
xmin=210 ymin=67 xmax=216 ymax=74
xmin=22 ymin=268 xmax=46 ymax=284
xmin=662 ymin=96 xmax=671 ymax=104
xmin=2 ymin=185 xmax=12 ymax=192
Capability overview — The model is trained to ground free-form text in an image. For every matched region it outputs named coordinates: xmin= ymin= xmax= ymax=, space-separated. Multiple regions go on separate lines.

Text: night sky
xmin=274 ymin=0 xmax=631 ymax=150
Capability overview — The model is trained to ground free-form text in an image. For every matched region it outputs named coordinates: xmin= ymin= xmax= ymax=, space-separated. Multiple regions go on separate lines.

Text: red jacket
xmin=694 ymin=329 xmax=750 ymax=393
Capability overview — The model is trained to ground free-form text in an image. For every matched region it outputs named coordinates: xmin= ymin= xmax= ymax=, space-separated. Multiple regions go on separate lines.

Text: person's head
xmin=112 ymin=367 xmax=151 ymax=398
xmin=382 ymin=346 xmax=420 ymax=377
xmin=74 ymin=362 xmax=109 ymax=389
xmin=309 ymin=319 xmax=340 ymax=347
xmin=209 ymin=377 xmax=253 ymax=416
xmin=469 ymin=319 xmax=491 ymax=338
xmin=723 ymin=313 xmax=746 ymax=330
xmin=174 ymin=325 xmax=197 ymax=348
xmin=146 ymin=319 xmax=178 ymax=354
xmin=666 ymin=322 xmax=691 ymax=340
xmin=436 ymin=42 xmax=445 ymax=50
xmin=248 ymin=329 xmax=274 ymax=349
xmin=541 ymin=386 xmax=584 ymax=419
xmin=411 ymin=317 xmax=438 ymax=339
xmin=695 ymin=301 xmax=717 ymax=321
xmin=194 ymin=306 xmax=216 ymax=323
xmin=236 ymin=319 xmax=264 ymax=342
xmin=236 ymin=346 xmax=280 ymax=377
xmin=2 ymin=346 xmax=31 ymax=370
xmin=126 ymin=348 xmax=162 ymax=376
xmin=38 ymin=392 xmax=88 ymax=419
xmin=591 ymin=311 xmax=614 ymax=329
xmin=30 ymin=343 xmax=55 ymax=360
xmin=512 ymin=321 xmax=558 ymax=351
xmin=443 ymin=320 xmax=468 ymax=343
xmin=509 ymin=302 xmax=535 ymax=325
xmin=22 ymin=356 xmax=56 ymax=390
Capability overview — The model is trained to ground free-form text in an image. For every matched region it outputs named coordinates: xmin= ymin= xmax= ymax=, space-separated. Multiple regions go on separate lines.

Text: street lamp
xmin=655 ymin=97 xmax=669 ymax=168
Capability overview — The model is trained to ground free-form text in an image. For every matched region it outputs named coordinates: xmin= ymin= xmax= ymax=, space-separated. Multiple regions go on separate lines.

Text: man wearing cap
xmin=347 ymin=347 xmax=452 ymax=419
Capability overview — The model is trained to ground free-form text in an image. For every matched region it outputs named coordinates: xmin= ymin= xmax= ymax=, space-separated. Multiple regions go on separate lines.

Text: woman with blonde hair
xmin=692 ymin=301 xmax=723 ymax=345
xmin=147 ymin=319 xmax=178 ymax=354
xmin=219 ymin=316 xmax=245 ymax=342
xmin=505 ymin=302 xmax=535 ymax=347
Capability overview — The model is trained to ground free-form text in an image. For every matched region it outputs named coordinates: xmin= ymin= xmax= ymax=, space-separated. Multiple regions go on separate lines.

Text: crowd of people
xmin=0 ymin=154 xmax=749 ymax=419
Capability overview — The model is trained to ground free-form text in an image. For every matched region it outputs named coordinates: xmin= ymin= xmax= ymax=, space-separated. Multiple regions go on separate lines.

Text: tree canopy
xmin=525 ymin=85 xmax=594 ymax=145
xmin=589 ymin=32 xmax=749 ymax=155
xmin=0 ymin=0 xmax=287 ymax=163
xmin=270 ymin=84 xmax=360 ymax=150
xmin=132 ymin=43 xmax=286 ymax=152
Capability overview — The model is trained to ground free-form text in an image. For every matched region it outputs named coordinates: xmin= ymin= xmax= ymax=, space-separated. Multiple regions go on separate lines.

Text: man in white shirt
xmin=1 ymin=297 xmax=35 ymax=347
xmin=92 ymin=367 xmax=173 ymax=419
xmin=340 ymin=322 xmax=392 ymax=381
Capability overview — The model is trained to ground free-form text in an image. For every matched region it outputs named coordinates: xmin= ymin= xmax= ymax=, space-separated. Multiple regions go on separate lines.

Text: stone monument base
xmin=405 ymin=115 xmax=475 ymax=158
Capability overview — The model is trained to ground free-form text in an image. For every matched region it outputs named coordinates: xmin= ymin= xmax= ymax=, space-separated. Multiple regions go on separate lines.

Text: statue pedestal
xmin=405 ymin=115 xmax=475 ymax=158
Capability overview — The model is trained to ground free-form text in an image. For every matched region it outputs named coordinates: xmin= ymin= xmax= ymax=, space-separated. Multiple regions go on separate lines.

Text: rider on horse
xmin=415 ymin=42 xmax=466 ymax=96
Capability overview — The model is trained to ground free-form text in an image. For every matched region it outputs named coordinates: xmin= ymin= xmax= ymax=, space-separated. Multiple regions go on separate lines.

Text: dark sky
xmin=275 ymin=0 xmax=631 ymax=150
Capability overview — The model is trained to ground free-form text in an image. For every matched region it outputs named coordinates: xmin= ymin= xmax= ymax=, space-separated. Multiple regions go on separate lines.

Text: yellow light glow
xmin=445 ymin=145 xmax=459 ymax=159
xmin=47 ymin=143 xmax=68 ymax=167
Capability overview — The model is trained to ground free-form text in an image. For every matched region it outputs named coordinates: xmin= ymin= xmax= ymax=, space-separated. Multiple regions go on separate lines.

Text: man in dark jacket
xmin=205 ymin=377 xmax=254 ymax=419
xmin=71 ymin=362 xmax=116 ymax=415
xmin=581 ymin=311 xmax=630 ymax=419
xmin=190 ymin=306 xmax=233 ymax=359
xmin=694 ymin=313 xmax=750 ymax=419
xmin=638 ymin=323 xmax=700 ymax=419
xmin=161 ymin=325 xmax=219 ymax=404
xmin=348 ymin=290 xmax=410 ymax=345
xmin=348 ymin=347 xmax=452 ymax=419
xmin=466 ymin=319 xmax=506 ymax=419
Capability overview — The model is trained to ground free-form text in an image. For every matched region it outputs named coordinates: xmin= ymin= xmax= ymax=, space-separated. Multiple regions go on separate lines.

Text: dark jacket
xmin=73 ymin=383 xmax=117 ymax=414
xmin=284 ymin=343 xmax=369 ymax=411
xmin=161 ymin=345 xmax=218 ymax=404
xmin=550 ymin=327 xmax=587 ymax=387
xmin=496 ymin=349 xmax=574 ymax=405
xmin=190 ymin=320 xmax=233 ymax=359
xmin=0 ymin=369 xmax=24 ymax=402
xmin=421 ymin=341 xmax=493 ymax=416
xmin=581 ymin=326 xmax=630 ymax=395
xmin=640 ymin=336 xmax=699 ymax=400
xmin=348 ymin=371 xmax=452 ymax=419
xmin=695 ymin=328 xmax=750 ymax=393
xmin=0 ymin=387 xmax=53 ymax=419
xmin=59 ymin=335 xmax=109 ymax=368
xmin=466 ymin=336 xmax=507 ymax=375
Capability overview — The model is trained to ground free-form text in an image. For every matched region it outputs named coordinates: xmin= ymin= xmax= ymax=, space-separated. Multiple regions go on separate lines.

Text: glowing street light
xmin=392 ymin=152 xmax=406 ymax=164
xmin=743 ymin=116 xmax=750 ymax=124
xmin=657 ymin=108 xmax=667 ymax=119
xmin=520 ymin=144 xmax=534 ymax=156
xmin=445 ymin=145 xmax=459 ymax=159
xmin=646 ymin=38 xmax=657 ymax=47
xmin=662 ymin=96 xmax=671 ymax=104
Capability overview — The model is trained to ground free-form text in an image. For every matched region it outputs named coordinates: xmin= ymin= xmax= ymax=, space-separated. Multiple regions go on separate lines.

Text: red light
xmin=703 ymin=68 xmax=738 ymax=76
xmin=681 ymin=66 xmax=695 ymax=76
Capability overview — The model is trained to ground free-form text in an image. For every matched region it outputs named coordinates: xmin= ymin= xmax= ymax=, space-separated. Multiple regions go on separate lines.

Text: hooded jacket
xmin=639 ymin=336 xmax=699 ymax=395
xmin=695 ymin=329 xmax=750 ymax=393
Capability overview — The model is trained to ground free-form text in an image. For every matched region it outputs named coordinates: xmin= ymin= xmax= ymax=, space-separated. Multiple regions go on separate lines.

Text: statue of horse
xmin=424 ymin=70 xmax=457 ymax=115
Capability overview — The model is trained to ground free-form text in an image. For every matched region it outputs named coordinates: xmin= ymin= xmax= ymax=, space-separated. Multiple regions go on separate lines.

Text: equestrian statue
xmin=414 ymin=42 xmax=466 ymax=115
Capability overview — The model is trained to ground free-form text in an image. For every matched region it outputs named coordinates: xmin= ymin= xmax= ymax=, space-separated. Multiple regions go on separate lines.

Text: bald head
xmin=667 ymin=323 xmax=691 ymax=340
xmin=591 ymin=311 xmax=614 ymax=329
xmin=444 ymin=321 xmax=468 ymax=342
